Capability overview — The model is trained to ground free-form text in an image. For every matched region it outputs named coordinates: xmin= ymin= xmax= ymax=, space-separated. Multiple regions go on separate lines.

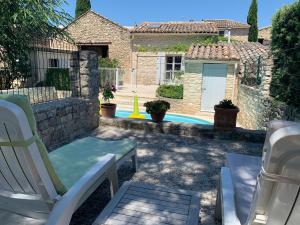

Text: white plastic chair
xmin=216 ymin=120 xmax=300 ymax=225
xmin=0 ymin=99 xmax=118 ymax=225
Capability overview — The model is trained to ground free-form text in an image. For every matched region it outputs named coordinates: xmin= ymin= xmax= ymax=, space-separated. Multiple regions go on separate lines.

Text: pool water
xmin=116 ymin=110 xmax=212 ymax=125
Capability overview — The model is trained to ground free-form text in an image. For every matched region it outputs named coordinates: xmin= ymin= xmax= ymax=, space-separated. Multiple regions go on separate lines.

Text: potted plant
xmin=100 ymin=81 xmax=117 ymax=118
xmin=214 ymin=99 xmax=239 ymax=129
xmin=144 ymin=100 xmax=170 ymax=123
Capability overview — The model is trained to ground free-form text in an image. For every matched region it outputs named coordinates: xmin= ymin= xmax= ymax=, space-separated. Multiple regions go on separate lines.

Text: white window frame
xmin=165 ymin=55 xmax=183 ymax=82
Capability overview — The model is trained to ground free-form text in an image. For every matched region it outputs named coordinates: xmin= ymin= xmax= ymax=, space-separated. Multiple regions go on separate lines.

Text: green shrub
xmin=215 ymin=99 xmax=239 ymax=109
xmin=156 ymin=84 xmax=183 ymax=99
xmin=136 ymin=36 xmax=228 ymax=52
xmin=99 ymin=58 xmax=119 ymax=68
xmin=45 ymin=68 xmax=70 ymax=90
xmin=270 ymin=0 xmax=300 ymax=106
xmin=144 ymin=100 xmax=170 ymax=114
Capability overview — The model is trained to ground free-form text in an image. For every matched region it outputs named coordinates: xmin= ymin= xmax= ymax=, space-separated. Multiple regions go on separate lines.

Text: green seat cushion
xmin=0 ymin=94 xmax=67 ymax=195
xmin=49 ymin=137 xmax=137 ymax=189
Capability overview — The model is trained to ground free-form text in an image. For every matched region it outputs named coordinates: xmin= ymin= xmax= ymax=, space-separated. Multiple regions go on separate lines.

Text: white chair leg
xmin=106 ymin=163 xmax=119 ymax=198
xmin=215 ymin=177 xmax=222 ymax=221
xmin=131 ymin=154 xmax=138 ymax=172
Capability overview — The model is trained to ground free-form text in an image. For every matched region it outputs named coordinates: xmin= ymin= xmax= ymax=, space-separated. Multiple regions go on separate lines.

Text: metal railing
xmin=99 ymin=67 xmax=124 ymax=89
xmin=0 ymin=39 xmax=79 ymax=104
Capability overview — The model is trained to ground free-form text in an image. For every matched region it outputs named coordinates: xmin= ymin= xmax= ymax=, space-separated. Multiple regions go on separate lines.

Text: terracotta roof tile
xmin=204 ymin=19 xmax=250 ymax=29
xmin=186 ymin=43 xmax=240 ymax=61
xmin=185 ymin=42 xmax=270 ymax=61
xmin=131 ymin=22 xmax=218 ymax=34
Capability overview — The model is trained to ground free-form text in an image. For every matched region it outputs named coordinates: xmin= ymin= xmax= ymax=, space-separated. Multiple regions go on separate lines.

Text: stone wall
xmin=32 ymin=50 xmax=100 ymax=149
xmin=66 ymin=11 xmax=132 ymax=84
xmin=33 ymin=98 xmax=99 ymax=150
xmin=230 ymin=28 xmax=249 ymax=42
xmin=132 ymin=52 xmax=157 ymax=85
xmin=237 ymin=84 xmax=300 ymax=130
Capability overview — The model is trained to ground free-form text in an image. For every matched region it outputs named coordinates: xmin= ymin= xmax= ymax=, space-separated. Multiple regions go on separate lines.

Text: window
xmin=165 ymin=55 xmax=182 ymax=81
xmin=49 ymin=59 xmax=59 ymax=68
xmin=219 ymin=30 xmax=225 ymax=36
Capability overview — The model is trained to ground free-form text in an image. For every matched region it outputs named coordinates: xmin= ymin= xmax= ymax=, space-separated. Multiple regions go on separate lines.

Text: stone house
xmin=183 ymin=42 xmax=270 ymax=112
xmin=131 ymin=21 xmax=219 ymax=85
xmin=62 ymin=11 xmax=251 ymax=88
xmin=204 ymin=19 xmax=250 ymax=41
xmin=259 ymin=26 xmax=272 ymax=45
xmin=65 ymin=11 xmax=132 ymax=84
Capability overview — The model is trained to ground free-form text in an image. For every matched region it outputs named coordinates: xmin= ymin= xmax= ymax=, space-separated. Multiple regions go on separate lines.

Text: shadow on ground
xmin=70 ymin=126 xmax=263 ymax=225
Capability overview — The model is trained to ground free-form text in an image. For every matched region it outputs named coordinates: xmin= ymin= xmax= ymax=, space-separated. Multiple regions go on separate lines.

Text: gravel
xmin=70 ymin=126 xmax=263 ymax=225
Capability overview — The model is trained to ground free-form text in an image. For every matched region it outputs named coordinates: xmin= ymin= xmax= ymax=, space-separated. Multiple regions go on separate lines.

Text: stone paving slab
xmin=70 ymin=126 xmax=263 ymax=225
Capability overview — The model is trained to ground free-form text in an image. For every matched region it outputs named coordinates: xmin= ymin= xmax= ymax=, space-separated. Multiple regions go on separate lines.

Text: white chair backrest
xmin=247 ymin=123 xmax=300 ymax=225
xmin=0 ymin=100 xmax=58 ymax=217
xmin=262 ymin=120 xmax=299 ymax=160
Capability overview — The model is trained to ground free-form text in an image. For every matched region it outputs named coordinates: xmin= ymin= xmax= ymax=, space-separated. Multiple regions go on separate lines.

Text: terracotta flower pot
xmin=101 ymin=103 xmax=117 ymax=118
xmin=150 ymin=112 xmax=166 ymax=123
xmin=214 ymin=107 xmax=239 ymax=129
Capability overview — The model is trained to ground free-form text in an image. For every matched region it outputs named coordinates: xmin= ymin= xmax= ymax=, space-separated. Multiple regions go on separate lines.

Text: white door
xmin=201 ymin=64 xmax=227 ymax=112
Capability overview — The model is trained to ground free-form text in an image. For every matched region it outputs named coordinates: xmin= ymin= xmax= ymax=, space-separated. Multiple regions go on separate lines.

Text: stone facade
xmin=237 ymin=84 xmax=300 ymax=130
xmin=33 ymin=98 xmax=99 ymax=150
xmin=132 ymin=51 xmax=186 ymax=85
xmin=66 ymin=11 xmax=132 ymax=84
xmin=230 ymin=28 xmax=249 ymax=42
xmin=132 ymin=52 xmax=157 ymax=85
xmin=184 ymin=61 xmax=238 ymax=111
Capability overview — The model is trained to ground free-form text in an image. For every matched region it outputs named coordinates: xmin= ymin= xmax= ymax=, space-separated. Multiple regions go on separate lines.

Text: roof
xmin=186 ymin=43 xmax=240 ymax=61
xmin=185 ymin=42 xmax=270 ymax=62
xmin=131 ymin=21 xmax=219 ymax=34
xmin=233 ymin=42 xmax=270 ymax=63
xmin=204 ymin=19 xmax=250 ymax=29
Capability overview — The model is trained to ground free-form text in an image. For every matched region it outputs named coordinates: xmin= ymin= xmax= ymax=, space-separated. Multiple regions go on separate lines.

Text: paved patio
xmin=70 ymin=126 xmax=263 ymax=225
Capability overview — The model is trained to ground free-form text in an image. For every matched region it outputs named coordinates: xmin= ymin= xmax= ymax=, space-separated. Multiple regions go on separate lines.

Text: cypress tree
xmin=75 ymin=0 xmax=91 ymax=18
xmin=247 ymin=0 xmax=258 ymax=42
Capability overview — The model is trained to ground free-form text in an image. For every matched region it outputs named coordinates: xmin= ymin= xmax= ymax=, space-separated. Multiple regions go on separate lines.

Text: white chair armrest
xmin=220 ymin=167 xmax=241 ymax=225
xmin=46 ymin=154 xmax=117 ymax=225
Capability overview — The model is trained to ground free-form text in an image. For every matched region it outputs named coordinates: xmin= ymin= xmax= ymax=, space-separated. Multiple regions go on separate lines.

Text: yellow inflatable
xmin=129 ymin=95 xmax=145 ymax=119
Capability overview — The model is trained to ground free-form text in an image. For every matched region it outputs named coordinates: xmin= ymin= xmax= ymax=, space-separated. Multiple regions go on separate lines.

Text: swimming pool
xmin=116 ymin=110 xmax=212 ymax=125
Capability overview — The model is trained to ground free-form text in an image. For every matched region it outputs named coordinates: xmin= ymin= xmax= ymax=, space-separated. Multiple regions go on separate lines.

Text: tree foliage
xmin=0 ymin=0 xmax=71 ymax=89
xmin=247 ymin=0 xmax=258 ymax=42
xmin=75 ymin=0 xmax=91 ymax=18
xmin=270 ymin=0 xmax=300 ymax=106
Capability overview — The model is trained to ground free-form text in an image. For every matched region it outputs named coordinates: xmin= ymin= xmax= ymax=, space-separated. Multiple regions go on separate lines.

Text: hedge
xmin=45 ymin=68 xmax=71 ymax=91
xmin=156 ymin=84 xmax=183 ymax=99
xmin=270 ymin=0 xmax=300 ymax=106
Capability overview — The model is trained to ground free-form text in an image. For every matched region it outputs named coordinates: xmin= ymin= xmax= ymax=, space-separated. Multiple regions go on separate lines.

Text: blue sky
xmin=62 ymin=0 xmax=296 ymax=28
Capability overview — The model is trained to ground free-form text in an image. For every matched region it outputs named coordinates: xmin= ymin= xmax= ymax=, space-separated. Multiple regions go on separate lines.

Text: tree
xmin=75 ymin=0 xmax=91 ymax=18
xmin=0 ymin=0 xmax=71 ymax=89
xmin=247 ymin=0 xmax=258 ymax=42
xmin=270 ymin=0 xmax=300 ymax=106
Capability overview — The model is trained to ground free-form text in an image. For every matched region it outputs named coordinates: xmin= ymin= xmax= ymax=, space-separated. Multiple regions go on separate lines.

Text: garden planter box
xmin=101 ymin=103 xmax=116 ymax=118
xmin=214 ymin=107 xmax=239 ymax=129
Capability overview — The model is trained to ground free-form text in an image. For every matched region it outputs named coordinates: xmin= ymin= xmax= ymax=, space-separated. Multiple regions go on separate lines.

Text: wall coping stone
xmin=100 ymin=117 xmax=266 ymax=143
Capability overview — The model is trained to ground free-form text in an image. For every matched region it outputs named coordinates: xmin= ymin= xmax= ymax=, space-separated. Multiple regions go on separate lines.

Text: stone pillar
xmin=70 ymin=51 xmax=80 ymax=97
xmin=79 ymin=51 xmax=100 ymax=99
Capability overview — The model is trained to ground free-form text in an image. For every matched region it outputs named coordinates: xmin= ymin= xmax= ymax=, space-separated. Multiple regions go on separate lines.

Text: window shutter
xmin=157 ymin=52 xmax=166 ymax=84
